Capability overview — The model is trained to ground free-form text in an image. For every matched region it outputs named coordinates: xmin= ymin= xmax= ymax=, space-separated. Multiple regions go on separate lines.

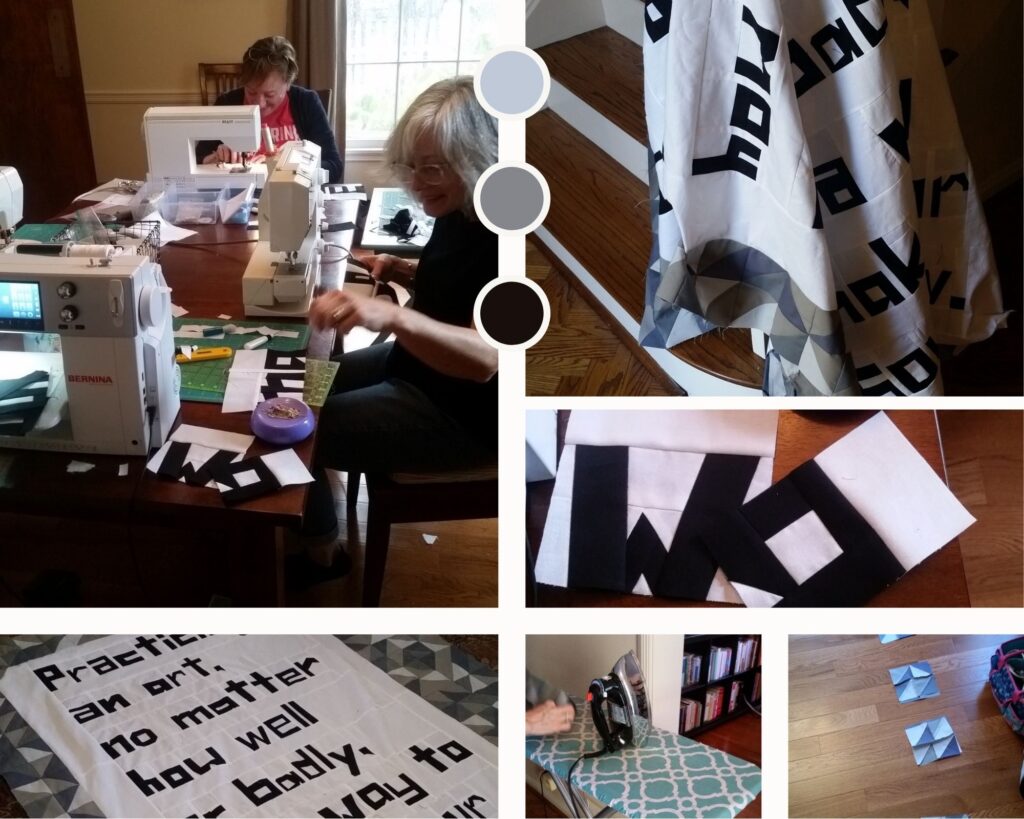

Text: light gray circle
xmin=478 ymin=51 xmax=545 ymax=115
xmin=478 ymin=167 xmax=545 ymax=231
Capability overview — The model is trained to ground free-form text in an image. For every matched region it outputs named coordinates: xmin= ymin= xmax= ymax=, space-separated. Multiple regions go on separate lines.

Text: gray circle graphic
xmin=478 ymin=51 xmax=545 ymax=115
xmin=478 ymin=167 xmax=545 ymax=231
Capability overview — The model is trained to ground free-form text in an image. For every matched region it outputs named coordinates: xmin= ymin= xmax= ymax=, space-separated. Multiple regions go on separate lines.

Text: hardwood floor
xmin=287 ymin=469 xmax=498 ymax=607
xmin=525 ymin=712 xmax=762 ymax=817
xmin=939 ymin=410 xmax=1024 ymax=607
xmin=526 ymin=240 xmax=678 ymax=396
xmin=789 ymin=635 xmax=1024 ymax=818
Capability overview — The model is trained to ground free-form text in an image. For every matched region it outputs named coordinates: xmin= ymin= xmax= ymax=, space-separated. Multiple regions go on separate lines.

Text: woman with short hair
xmin=196 ymin=35 xmax=343 ymax=183
xmin=292 ymin=76 xmax=499 ymax=586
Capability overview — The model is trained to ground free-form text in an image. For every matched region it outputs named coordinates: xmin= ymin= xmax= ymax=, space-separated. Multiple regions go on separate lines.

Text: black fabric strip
xmin=0 ymin=406 xmax=45 ymax=436
xmin=624 ymin=513 xmax=665 ymax=591
xmin=568 ymin=445 xmax=629 ymax=591
xmin=654 ymin=453 xmax=761 ymax=600
xmin=209 ymin=456 xmax=281 ymax=505
xmin=325 ymin=221 xmax=357 ymax=232
xmin=157 ymin=441 xmax=190 ymax=481
xmin=778 ymin=460 xmax=904 ymax=606
xmin=0 ymin=371 xmax=48 ymax=402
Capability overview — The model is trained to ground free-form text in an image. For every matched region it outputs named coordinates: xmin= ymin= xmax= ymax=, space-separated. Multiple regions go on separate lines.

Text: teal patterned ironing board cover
xmin=526 ymin=698 xmax=761 ymax=818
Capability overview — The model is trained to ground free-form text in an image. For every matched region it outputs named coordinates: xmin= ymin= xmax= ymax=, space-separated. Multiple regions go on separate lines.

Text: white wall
xmin=526 ymin=0 xmax=607 ymax=49
xmin=602 ymin=0 xmax=644 ymax=46
xmin=638 ymin=634 xmax=686 ymax=733
xmin=527 ymin=635 xmax=637 ymax=700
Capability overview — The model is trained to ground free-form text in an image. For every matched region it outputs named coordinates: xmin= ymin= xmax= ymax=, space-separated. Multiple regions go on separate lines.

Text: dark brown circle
xmin=478 ymin=280 xmax=545 ymax=345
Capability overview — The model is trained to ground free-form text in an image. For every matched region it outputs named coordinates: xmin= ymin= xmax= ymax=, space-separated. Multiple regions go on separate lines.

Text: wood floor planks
xmin=789 ymin=635 xmax=1024 ymax=818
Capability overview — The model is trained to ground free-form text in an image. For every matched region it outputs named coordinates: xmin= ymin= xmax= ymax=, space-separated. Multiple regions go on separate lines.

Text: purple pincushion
xmin=251 ymin=397 xmax=315 ymax=445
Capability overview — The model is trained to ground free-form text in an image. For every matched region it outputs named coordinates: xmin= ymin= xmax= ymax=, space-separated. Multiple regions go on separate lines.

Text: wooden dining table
xmin=0 ymin=198 xmax=358 ymax=606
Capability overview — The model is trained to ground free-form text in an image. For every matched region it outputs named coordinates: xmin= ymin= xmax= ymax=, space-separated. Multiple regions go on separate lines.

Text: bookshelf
xmin=679 ymin=634 xmax=761 ymax=737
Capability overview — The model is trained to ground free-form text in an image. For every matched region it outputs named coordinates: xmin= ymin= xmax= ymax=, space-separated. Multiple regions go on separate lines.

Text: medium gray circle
xmin=479 ymin=167 xmax=545 ymax=231
xmin=478 ymin=51 xmax=545 ymax=115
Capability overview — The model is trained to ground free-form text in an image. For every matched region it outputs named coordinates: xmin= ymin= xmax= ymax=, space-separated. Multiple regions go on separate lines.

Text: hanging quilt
xmin=641 ymin=0 xmax=1006 ymax=394
xmin=0 ymin=635 xmax=498 ymax=818
xmin=534 ymin=410 xmax=778 ymax=602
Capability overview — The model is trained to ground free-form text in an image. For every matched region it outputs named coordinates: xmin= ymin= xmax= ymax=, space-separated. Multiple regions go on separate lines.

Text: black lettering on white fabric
xmin=645 ymin=0 xmax=672 ymax=43
xmin=814 ymin=157 xmax=868 ymax=216
xmin=843 ymin=0 xmax=888 ymax=48
xmin=858 ymin=338 xmax=941 ymax=395
xmin=878 ymin=78 xmax=912 ymax=162
xmin=789 ymin=38 xmax=826 ymax=97
xmin=735 ymin=5 xmax=781 ymax=94
xmin=811 ymin=17 xmax=864 ymax=73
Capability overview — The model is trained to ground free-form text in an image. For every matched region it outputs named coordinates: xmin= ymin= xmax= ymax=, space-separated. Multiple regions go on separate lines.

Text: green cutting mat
xmin=173 ymin=317 xmax=311 ymax=403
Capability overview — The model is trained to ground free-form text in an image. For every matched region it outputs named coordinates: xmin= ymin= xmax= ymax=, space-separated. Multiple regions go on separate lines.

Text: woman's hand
xmin=202 ymin=144 xmax=241 ymax=165
xmin=526 ymin=701 xmax=575 ymax=736
xmin=369 ymin=253 xmax=417 ymax=287
xmin=309 ymin=290 xmax=400 ymax=334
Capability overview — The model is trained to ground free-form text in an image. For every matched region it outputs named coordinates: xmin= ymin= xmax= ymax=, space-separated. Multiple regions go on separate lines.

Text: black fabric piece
xmin=645 ymin=0 xmax=671 ymax=42
xmin=0 ymin=406 xmax=45 ymax=436
xmin=624 ymin=513 xmax=667 ymax=592
xmin=0 ymin=371 xmax=48 ymax=402
xmin=568 ymin=445 xmax=629 ymax=592
xmin=208 ymin=455 xmax=281 ymax=505
xmin=157 ymin=441 xmax=191 ymax=481
xmin=185 ymin=449 xmax=240 ymax=487
xmin=654 ymin=453 xmax=760 ymax=599
xmin=265 ymin=355 xmax=307 ymax=371
xmin=703 ymin=459 xmax=906 ymax=606
xmin=262 ymin=372 xmax=305 ymax=400
xmin=325 ymin=221 xmax=357 ymax=232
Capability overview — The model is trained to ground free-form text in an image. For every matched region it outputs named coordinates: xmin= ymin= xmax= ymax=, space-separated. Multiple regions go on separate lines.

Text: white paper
xmin=65 ymin=460 xmax=94 ymax=473
xmin=170 ymin=424 xmax=253 ymax=455
xmin=118 ymin=463 xmax=129 ymax=477
xmin=261 ymin=448 xmax=315 ymax=487
xmin=170 ymin=304 xmax=188 ymax=318
xmin=135 ymin=211 xmax=196 ymax=246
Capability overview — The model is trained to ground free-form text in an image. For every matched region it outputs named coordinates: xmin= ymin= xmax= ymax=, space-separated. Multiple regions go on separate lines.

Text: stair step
xmin=537 ymin=27 xmax=645 ymax=144
xmin=528 ymin=108 xmax=764 ymax=390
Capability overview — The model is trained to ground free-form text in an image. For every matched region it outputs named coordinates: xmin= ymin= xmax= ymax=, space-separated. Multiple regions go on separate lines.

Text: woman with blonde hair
xmin=292 ymin=76 xmax=499 ymax=586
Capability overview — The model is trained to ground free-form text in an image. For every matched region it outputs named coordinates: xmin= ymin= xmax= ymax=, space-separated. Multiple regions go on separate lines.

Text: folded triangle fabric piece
xmin=534 ymin=411 xmax=779 ymax=603
xmin=889 ymin=661 xmax=940 ymax=702
xmin=704 ymin=413 xmax=976 ymax=606
xmin=905 ymin=716 xmax=961 ymax=765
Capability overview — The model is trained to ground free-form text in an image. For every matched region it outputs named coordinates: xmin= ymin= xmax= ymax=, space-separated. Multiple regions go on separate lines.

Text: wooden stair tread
xmin=537 ymin=27 xmax=646 ymax=144
xmin=528 ymin=108 xmax=763 ymax=389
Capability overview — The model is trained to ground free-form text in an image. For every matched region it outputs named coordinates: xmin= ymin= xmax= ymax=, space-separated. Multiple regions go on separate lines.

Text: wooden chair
xmin=198 ymin=63 xmax=242 ymax=105
xmin=315 ymin=88 xmax=333 ymax=120
xmin=348 ymin=466 xmax=499 ymax=606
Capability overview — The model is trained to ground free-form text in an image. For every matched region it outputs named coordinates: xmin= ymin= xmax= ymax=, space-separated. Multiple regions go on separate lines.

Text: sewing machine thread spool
xmin=262 ymin=126 xmax=275 ymax=154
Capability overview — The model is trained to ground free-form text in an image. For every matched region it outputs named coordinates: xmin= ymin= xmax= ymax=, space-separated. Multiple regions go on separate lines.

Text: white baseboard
xmin=547 ymin=81 xmax=648 ymax=183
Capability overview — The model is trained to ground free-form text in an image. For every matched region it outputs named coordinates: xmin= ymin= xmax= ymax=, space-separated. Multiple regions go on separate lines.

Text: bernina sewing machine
xmin=242 ymin=139 xmax=324 ymax=316
xmin=143 ymin=105 xmax=268 ymax=190
xmin=0 ymin=254 xmax=180 ymax=455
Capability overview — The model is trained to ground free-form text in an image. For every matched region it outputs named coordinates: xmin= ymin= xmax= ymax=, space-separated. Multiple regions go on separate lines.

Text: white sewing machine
xmin=143 ymin=105 xmax=268 ymax=190
xmin=0 ymin=167 xmax=24 ymax=248
xmin=242 ymin=139 xmax=324 ymax=316
xmin=0 ymin=255 xmax=180 ymax=455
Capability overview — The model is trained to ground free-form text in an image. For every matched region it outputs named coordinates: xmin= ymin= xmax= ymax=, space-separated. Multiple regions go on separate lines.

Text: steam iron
xmin=587 ymin=649 xmax=651 ymax=753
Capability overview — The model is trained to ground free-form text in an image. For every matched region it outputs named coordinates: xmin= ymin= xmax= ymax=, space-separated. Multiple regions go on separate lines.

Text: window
xmin=346 ymin=0 xmax=499 ymax=149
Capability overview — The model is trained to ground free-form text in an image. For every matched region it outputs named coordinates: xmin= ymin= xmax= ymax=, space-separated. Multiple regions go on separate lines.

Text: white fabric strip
xmin=565 ymin=410 xmax=779 ymax=456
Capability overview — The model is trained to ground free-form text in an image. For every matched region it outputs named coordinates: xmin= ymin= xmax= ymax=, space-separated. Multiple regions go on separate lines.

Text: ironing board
xmin=526 ymin=698 xmax=761 ymax=819
xmin=0 ymin=635 xmax=497 ymax=818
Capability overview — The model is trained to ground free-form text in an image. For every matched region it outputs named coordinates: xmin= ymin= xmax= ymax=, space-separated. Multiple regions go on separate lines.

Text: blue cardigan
xmin=194 ymin=85 xmax=343 ymax=183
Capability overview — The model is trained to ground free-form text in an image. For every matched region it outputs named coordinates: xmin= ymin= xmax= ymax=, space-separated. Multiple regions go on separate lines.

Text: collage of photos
xmin=0 ymin=1 xmax=1022 ymax=818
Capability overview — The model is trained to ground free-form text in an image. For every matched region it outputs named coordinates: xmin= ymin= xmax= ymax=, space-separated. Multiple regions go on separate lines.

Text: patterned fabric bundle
xmin=989 ymin=636 xmax=1024 ymax=735
xmin=641 ymin=0 xmax=1006 ymax=394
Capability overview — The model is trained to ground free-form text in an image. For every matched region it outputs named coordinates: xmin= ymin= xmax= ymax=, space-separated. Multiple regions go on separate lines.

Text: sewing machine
xmin=0 ymin=167 xmax=24 ymax=248
xmin=0 ymin=255 xmax=180 ymax=455
xmin=242 ymin=139 xmax=324 ymax=316
xmin=143 ymin=105 xmax=268 ymax=190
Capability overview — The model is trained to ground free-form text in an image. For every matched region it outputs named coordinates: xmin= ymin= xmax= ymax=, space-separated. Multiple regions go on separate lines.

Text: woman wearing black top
xmin=295 ymin=76 xmax=499 ymax=582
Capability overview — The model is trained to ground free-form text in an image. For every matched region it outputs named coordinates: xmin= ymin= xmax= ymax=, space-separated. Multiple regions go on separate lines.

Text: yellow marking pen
xmin=176 ymin=346 xmax=234 ymax=364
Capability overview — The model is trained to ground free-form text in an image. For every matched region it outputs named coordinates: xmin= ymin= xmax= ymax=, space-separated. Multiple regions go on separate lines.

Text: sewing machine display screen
xmin=0 ymin=282 xmax=44 ymax=332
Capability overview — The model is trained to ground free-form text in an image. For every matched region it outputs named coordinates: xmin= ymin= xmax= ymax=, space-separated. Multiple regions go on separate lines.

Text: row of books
xmin=681 ymin=651 xmax=702 ymax=686
xmin=680 ymin=680 xmax=747 ymax=730
xmin=707 ymin=645 xmax=734 ymax=682
xmin=735 ymin=637 xmax=760 ymax=674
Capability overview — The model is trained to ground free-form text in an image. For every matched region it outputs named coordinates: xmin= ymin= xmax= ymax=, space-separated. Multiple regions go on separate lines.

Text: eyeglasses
xmin=391 ymin=162 xmax=449 ymax=186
